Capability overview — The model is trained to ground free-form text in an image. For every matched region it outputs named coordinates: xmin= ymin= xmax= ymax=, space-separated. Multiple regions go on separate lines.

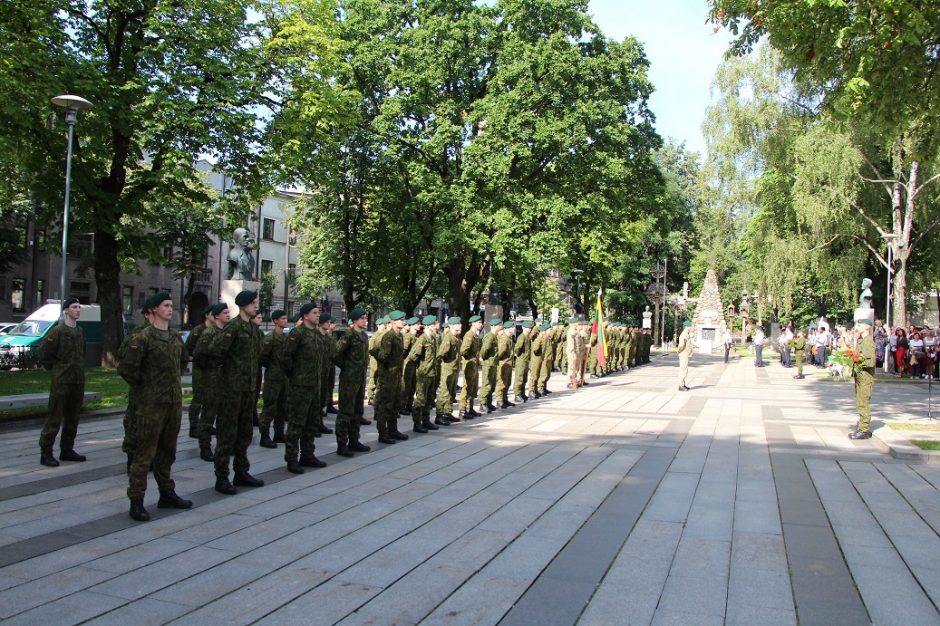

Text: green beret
xmin=489 ymin=318 xmax=502 ymax=326
xmin=447 ymin=316 xmax=461 ymax=325
xmin=857 ymin=318 xmax=874 ymax=326
xmin=62 ymin=297 xmax=80 ymax=309
xmin=405 ymin=316 xmax=420 ymax=325
xmin=377 ymin=316 xmax=388 ymax=325
xmin=521 ymin=321 xmax=533 ymax=328
xmin=468 ymin=315 xmax=481 ymax=323
xmin=210 ymin=302 xmax=229 ymax=316
xmin=270 ymin=309 xmax=286 ymax=321
xmin=202 ymin=303 xmax=214 ymax=317
xmin=502 ymin=321 xmax=515 ymax=329
xmin=388 ymin=310 xmax=406 ymax=321
xmin=298 ymin=302 xmax=317 ymax=318
xmin=682 ymin=320 xmax=692 ymax=327
xmin=540 ymin=323 xmax=551 ymax=331
xmin=422 ymin=314 xmax=437 ymax=325
xmin=348 ymin=307 xmax=367 ymax=321
xmin=319 ymin=313 xmax=334 ymax=324
xmin=289 ymin=313 xmax=299 ymax=323
xmin=144 ymin=291 xmax=172 ymax=312
xmin=234 ymin=290 xmax=257 ymax=307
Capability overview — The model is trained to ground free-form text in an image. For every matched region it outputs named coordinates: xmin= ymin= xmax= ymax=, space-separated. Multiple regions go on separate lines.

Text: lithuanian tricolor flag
xmin=595 ymin=288 xmax=608 ymax=367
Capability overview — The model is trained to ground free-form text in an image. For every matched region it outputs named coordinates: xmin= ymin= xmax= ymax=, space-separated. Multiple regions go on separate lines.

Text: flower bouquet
xmin=828 ymin=348 xmax=862 ymax=378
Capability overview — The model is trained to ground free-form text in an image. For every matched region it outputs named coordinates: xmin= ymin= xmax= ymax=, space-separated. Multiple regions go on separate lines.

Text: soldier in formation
xmin=436 ymin=316 xmax=462 ymax=421
xmin=334 ymin=307 xmax=372 ymax=457
xmin=259 ymin=309 xmax=289 ymax=448
xmin=458 ymin=315 xmax=483 ymax=418
xmin=193 ymin=302 xmax=229 ymax=462
xmin=281 ymin=302 xmax=326 ymax=474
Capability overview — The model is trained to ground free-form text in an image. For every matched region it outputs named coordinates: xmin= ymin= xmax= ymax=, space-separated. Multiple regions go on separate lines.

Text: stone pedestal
xmin=221 ymin=280 xmax=259 ymax=316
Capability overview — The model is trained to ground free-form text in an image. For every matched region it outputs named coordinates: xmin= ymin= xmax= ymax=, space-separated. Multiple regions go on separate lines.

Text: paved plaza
xmin=0 ymin=354 xmax=938 ymax=625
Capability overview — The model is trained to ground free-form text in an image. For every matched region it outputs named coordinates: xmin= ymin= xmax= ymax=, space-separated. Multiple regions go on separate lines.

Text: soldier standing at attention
xmin=538 ymin=323 xmax=556 ymax=395
xmin=478 ymin=319 xmax=501 ymax=413
xmin=259 ymin=309 xmax=289 ymax=448
xmin=528 ymin=323 xmax=545 ymax=399
xmin=436 ymin=316 xmax=463 ymax=422
xmin=119 ymin=305 xmax=153 ymax=472
xmin=315 ymin=313 xmax=335 ymax=437
xmin=458 ymin=315 xmax=483 ymax=418
xmin=676 ymin=321 xmax=694 ymax=391
xmin=793 ymin=331 xmax=807 ymax=380
xmin=372 ymin=310 xmax=409 ymax=444
xmin=496 ymin=320 xmax=516 ymax=408
xmin=366 ymin=317 xmax=387 ymax=405
xmin=209 ymin=290 xmax=265 ymax=494
xmin=408 ymin=315 xmax=441 ymax=432
xmin=555 ymin=322 xmax=567 ymax=373
xmin=118 ymin=293 xmax=192 ymax=522
xmin=400 ymin=317 xmax=420 ymax=416
xmin=251 ymin=312 xmax=264 ymax=427
xmin=849 ymin=320 xmax=877 ymax=440
xmin=512 ymin=321 xmax=534 ymax=403
xmin=185 ymin=304 xmax=212 ymax=438
xmin=38 ymin=297 xmax=87 ymax=467
xmin=334 ymin=307 xmax=372 ymax=457
xmin=194 ymin=303 xmax=228 ymax=462
xmin=280 ymin=302 xmax=326 ymax=474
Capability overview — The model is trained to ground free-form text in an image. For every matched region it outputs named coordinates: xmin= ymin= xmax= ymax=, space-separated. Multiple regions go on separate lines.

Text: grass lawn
xmin=911 ymin=440 xmax=940 ymax=451
xmin=888 ymin=422 xmax=940 ymax=432
xmin=0 ymin=368 xmax=130 ymax=421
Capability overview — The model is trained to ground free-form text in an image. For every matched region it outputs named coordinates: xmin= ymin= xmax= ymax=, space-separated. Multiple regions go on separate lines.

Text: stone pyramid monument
xmin=691 ymin=268 xmax=726 ymax=353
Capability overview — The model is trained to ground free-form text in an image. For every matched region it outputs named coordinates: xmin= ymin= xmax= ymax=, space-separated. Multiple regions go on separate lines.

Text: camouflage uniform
xmin=539 ymin=328 xmax=555 ymax=392
xmin=118 ymin=320 xmax=149 ymax=456
xmin=365 ymin=330 xmax=384 ymax=404
xmin=556 ymin=328 xmax=567 ymax=373
xmin=400 ymin=331 xmax=417 ymax=413
xmin=280 ymin=325 xmax=322 ymax=462
xmin=184 ymin=322 xmax=206 ymax=435
xmin=334 ymin=327 xmax=368 ymax=446
xmin=512 ymin=331 xmax=532 ymax=397
xmin=371 ymin=329 xmax=404 ymax=435
xmin=209 ymin=316 xmax=261 ymax=478
xmin=408 ymin=333 xmax=437 ymax=426
xmin=319 ymin=331 xmax=337 ymax=425
xmin=855 ymin=334 xmax=876 ymax=433
xmin=495 ymin=331 xmax=514 ymax=404
xmin=260 ymin=328 xmax=289 ymax=439
xmin=193 ymin=325 xmax=222 ymax=450
xmin=436 ymin=331 xmax=460 ymax=417
xmin=528 ymin=331 xmax=544 ymax=395
xmin=38 ymin=322 xmax=86 ymax=455
xmin=458 ymin=330 xmax=481 ymax=412
xmin=118 ymin=326 xmax=186 ymax=500
xmin=478 ymin=330 xmax=499 ymax=408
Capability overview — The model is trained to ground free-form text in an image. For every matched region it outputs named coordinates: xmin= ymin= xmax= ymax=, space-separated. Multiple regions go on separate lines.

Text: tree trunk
xmin=93 ymin=228 xmax=124 ymax=367
xmin=446 ymin=257 xmax=471 ymax=319
xmin=893 ymin=251 xmax=908 ymax=328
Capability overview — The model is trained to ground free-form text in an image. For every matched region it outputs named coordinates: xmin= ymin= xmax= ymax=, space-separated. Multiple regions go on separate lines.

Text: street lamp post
xmin=51 ymin=95 xmax=93 ymax=306
xmin=883 ymin=233 xmax=898 ymax=327
xmin=572 ymin=269 xmax=584 ymax=315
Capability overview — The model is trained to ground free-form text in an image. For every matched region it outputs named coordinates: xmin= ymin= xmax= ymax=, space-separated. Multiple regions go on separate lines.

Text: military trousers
xmin=286 ymin=385 xmax=320 ymax=461
xmin=366 ymin=357 xmax=379 ymax=402
xmin=39 ymin=382 xmax=84 ymax=452
xmin=478 ymin=362 xmax=497 ymax=405
xmin=528 ymin=356 xmax=543 ymax=393
xmin=495 ymin=361 xmax=512 ymax=403
xmin=413 ymin=372 xmax=436 ymax=423
xmin=567 ymin=352 xmax=580 ymax=386
xmin=189 ymin=367 xmax=204 ymax=432
xmin=335 ymin=376 xmax=365 ymax=445
xmin=513 ymin=360 xmax=529 ymax=396
xmin=459 ymin=360 xmax=479 ymax=410
xmin=261 ymin=378 xmax=289 ymax=436
xmin=678 ymin=355 xmax=690 ymax=388
xmin=127 ymin=403 xmax=180 ymax=500
xmin=437 ymin=367 xmax=457 ymax=416
xmin=215 ymin=389 xmax=255 ymax=478
xmin=401 ymin=363 xmax=417 ymax=412
xmin=539 ymin=354 xmax=552 ymax=391
xmin=855 ymin=370 xmax=874 ymax=432
xmin=122 ymin=387 xmax=138 ymax=455
xmin=374 ymin=375 xmax=402 ymax=434
xmin=795 ymin=358 xmax=804 ymax=377
xmin=321 ymin=365 xmax=337 ymax=411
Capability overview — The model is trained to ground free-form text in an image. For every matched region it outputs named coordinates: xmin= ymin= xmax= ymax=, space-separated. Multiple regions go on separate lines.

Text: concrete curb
xmin=873 ymin=423 xmax=940 ymax=464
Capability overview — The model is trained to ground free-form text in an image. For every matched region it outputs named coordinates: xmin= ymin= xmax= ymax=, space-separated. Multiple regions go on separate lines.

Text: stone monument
xmin=642 ymin=305 xmax=653 ymax=329
xmin=854 ymin=278 xmax=875 ymax=326
xmin=691 ymin=268 xmax=727 ymax=354
xmin=222 ymin=227 xmax=259 ymax=313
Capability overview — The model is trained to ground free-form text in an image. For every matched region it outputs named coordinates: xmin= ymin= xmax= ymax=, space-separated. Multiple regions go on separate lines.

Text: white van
xmin=0 ymin=302 xmax=103 ymax=368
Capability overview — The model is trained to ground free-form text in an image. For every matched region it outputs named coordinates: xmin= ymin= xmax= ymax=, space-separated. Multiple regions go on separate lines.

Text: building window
xmin=34 ymin=280 xmax=44 ymax=309
xmin=122 ymin=286 xmax=133 ymax=315
xmin=261 ymin=259 xmax=274 ymax=276
xmin=287 ymin=263 xmax=296 ymax=284
xmin=262 ymin=218 xmax=275 ymax=241
xmin=11 ymin=279 xmax=24 ymax=312
xmin=137 ymin=291 xmax=145 ymax=308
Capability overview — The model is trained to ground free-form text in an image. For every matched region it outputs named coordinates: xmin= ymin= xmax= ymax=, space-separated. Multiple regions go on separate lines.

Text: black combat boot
xmin=189 ymin=425 xmax=198 ymax=438
xmin=434 ymin=416 xmax=451 ymax=426
xmin=422 ymin=419 xmax=439 ymax=431
xmin=532 ymin=391 xmax=541 ymax=399
xmin=40 ymin=449 xmax=59 ymax=467
xmin=390 ymin=429 xmax=409 ymax=441
xmin=336 ymin=441 xmax=354 ymax=457
xmin=60 ymin=449 xmax=86 ymax=462
xmin=273 ymin=429 xmax=286 ymax=443
xmin=399 ymin=408 xmax=412 ymax=416
xmin=299 ymin=455 xmax=326 ymax=468
xmin=378 ymin=433 xmax=397 ymax=444
xmin=200 ymin=447 xmax=214 ymax=462
xmin=259 ymin=432 xmax=277 ymax=449
xmin=215 ymin=476 xmax=237 ymax=495
xmin=350 ymin=439 xmax=371 ymax=452
xmin=158 ymin=490 xmax=193 ymax=509
xmin=286 ymin=459 xmax=305 ymax=474
xmin=318 ymin=423 xmax=333 ymax=435
xmin=327 ymin=405 xmax=338 ymax=414
xmin=512 ymin=395 xmax=525 ymax=404
xmin=233 ymin=471 xmax=265 ymax=487
xmin=450 ymin=412 xmax=462 ymax=422
xmin=129 ymin=498 xmax=150 ymax=522
xmin=413 ymin=422 xmax=428 ymax=434
xmin=359 ymin=417 xmax=372 ymax=425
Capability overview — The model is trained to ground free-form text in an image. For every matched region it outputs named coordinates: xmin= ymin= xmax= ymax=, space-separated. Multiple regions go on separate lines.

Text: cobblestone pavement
xmin=0 ymin=354 xmax=937 ymax=625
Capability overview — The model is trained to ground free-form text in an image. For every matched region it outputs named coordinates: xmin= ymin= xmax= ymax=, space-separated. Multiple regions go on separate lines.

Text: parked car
xmin=0 ymin=322 xmax=17 ymax=335
xmin=0 ymin=303 xmax=104 ymax=369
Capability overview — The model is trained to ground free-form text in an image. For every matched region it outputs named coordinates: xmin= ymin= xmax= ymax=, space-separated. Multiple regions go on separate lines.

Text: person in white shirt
xmin=754 ymin=327 xmax=766 ymax=367
xmin=723 ymin=329 xmax=733 ymax=363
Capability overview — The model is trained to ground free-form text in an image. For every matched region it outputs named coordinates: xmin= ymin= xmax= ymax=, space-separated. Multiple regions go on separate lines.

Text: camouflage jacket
xmin=117 ymin=326 xmax=186 ymax=405
xmin=437 ymin=332 xmax=460 ymax=371
xmin=371 ymin=329 xmax=404 ymax=380
xmin=39 ymin=322 xmax=85 ymax=386
xmin=480 ymin=332 xmax=498 ymax=364
xmin=320 ymin=332 xmax=337 ymax=379
xmin=281 ymin=325 xmax=322 ymax=388
xmin=513 ymin=332 xmax=531 ymax=364
xmin=496 ymin=333 xmax=513 ymax=365
xmin=209 ymin=316 xmax=261 ymax=392
xmin=185 ymin=323 xmax=206 ymax=366
xmin=260 ymin=329 xmax=288 ymax=382
xmin=407 ymin=333 xmax=437 ymax=378
xmin=334 ymin=328 xmax=368 ymax=384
